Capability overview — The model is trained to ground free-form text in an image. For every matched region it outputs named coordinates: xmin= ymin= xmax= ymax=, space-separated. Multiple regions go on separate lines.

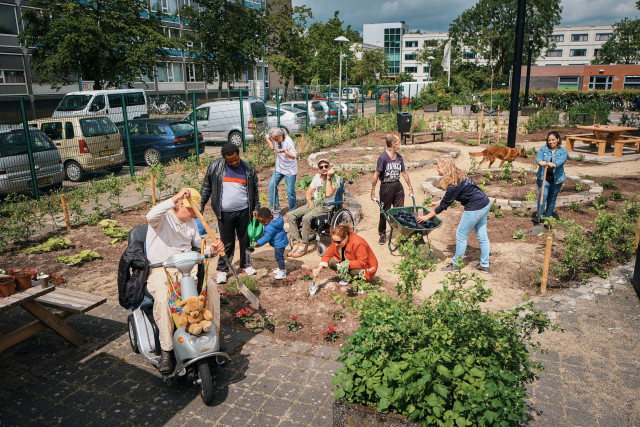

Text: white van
xmin=52 ymin=89 xmax=149 ymax=124
xmin=341 ymin=87 xmax=360 ymax=102
xmin=183 ymin=98 xmax=268 ymax=146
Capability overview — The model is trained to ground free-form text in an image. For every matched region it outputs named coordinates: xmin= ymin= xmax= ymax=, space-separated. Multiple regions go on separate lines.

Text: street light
xmin=334 ymin=35 xmax=349 ymax=123
xmin=524 ymin=33 xmax=533 ymax=106
xmin=427 ymin=56 xmax=435 ymax=83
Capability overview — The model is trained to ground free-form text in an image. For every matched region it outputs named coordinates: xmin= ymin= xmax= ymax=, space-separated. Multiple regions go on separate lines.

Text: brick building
xmin=519 ymin=65 xmax=640 ymax=91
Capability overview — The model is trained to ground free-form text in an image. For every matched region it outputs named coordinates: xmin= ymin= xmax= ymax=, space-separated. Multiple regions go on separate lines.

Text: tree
xmin=449 ymin=0 xmax=561 ymax=76
xmin=19 ymin=0 xmax=172 ymax=90
xmin=264 ymin=1 xmax=313 ymax=95
xmin=349 ymin=48 xmax=389 ymax=85
xmin=592 ymin=18 xmax=640 ymax=65
xmin=181 ymin=0 xmax=266 ymax=96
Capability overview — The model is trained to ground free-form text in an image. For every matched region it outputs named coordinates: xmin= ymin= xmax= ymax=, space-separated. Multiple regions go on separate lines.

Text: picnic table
xmin=401 ymin=131 xmax=444 ymax=145
xmin=0 ymin=283 xmax=106 ymax=352
xmin=566 ymin=125 xmax=640 ymax=157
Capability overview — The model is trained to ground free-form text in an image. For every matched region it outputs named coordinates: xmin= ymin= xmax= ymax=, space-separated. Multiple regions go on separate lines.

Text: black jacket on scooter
xmin=200 ymin=157 xmax=260 ymax=219
xmin=117 ymin=241 xmax=149 ymax=309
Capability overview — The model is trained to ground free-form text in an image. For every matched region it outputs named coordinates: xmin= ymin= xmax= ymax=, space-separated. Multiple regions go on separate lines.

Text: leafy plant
xmin=525 ymin=190 xmax=537 ymax=201
xmin=25 ymin=237 xmax=72 ymax=254
xmin=455 ymin=137 xmax=465 ymax=142
xmin=593 ymin=196 xmax=608 ymax=210
xmin=98 ymin=219 xmax=131 ymax=244
xmin=235 ymin=307 xmax=276 ymax=331
xmin=611 ymin=191 xmax=622 ymax=200
xmin=322 ymin=324 xmax=338 ymax=342
xmin=226 ymin=275 xmax=259 ymax=294
xmin=574 ymin=181 xmax=583 ymax=192
xmin=286 ymin=315 xmax=303 ymax=332
xmin=295 ymin=174 xmax=313 ymax=190
xmin=330 ymin=309 xmax=346 ymax=320
xmin=523 ymin=108 xmax=560 ymax=133
xmin=575 ymin=154 xmax=585 ymax=162
xmin=601 ymin=178 xmax=615 ymax=189
xmin=512 ymin=230 xmax=526 ymax=241
xmin=499 ymin=161 xmax=513 ymax=180
xmin=567 ymin=202 xmax=581 ymax=212
xmin=392 ymin=234 xmax=434 ymax=302
xmin=467 ymin=158 xmax=479 ymax=175
xmin=54 ymin=250 xmax=101 ymax=266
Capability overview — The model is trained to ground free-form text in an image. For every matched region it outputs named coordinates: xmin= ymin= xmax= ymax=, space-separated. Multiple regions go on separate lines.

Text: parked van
xmin=183 ymin=98 xmax=268 ymax=146
xmin=341 ymin=87 xmax=360 ymax=102
xmin=0 ymin=126 xmax=65 ymax=195
xmin=52 ymin=89 xmax=149 ymax=124
xmin=30 ymin=116 xmax=125 ymax=182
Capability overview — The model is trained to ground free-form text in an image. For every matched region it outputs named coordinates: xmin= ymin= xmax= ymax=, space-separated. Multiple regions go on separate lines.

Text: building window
xmin=570 ymin=49 xmax=587 ymax=57
xmin=405 ymin=41 xmax=418 ymax=48
xmin=404 ymin=54 xmax=416 ymax=61
xmin=558 ymin=76 xmax=579 ymax=91
xmin=404 ymin=67 xmax=417 ymax=73
xmin=571 ymin=34 xmax=588 ymax=42
xmin=0 ymin=4 xmax=19 ymax=35
xmin=623 ymin=76 xmax=640 ymax=89
xmin=548 ymin=34 xmax=564 ymax=43
xmin=547 ymin=49 xmax=563 ymax=57
xmin=463 ymin=51 xmax=477 ymax=59
xmin=588 ymin=75 xmax=613 ymax=90
xmin=594 ymin=49 xmax=600 ymax=58
xmin=384 ymin=27 xmax=402 ymax=74
xmin=0 ymin=70 xmax=26 ymax=84
xmin=157 ymin=62 xmax=184 ymax=82
xmin=595 ymin=33 xmax=612 ymax=41
xmin=423 ymin=66 xmax=430 ymax=73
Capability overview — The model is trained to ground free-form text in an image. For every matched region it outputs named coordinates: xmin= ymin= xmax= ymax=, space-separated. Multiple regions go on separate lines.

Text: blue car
xmin=116 ymin=119 xmax=205 ymax=166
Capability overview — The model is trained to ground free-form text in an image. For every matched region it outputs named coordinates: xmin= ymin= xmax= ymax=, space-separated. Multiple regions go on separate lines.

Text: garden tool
xmin=187 ymin=196 xmax=260 ymax=309
xmin=246 ymin=216 xmax=263 ymax=254
xmin=532 ymin=166 xmax=548 ymax=235
xmin=309 ymin=281 xmax=319 ymax=296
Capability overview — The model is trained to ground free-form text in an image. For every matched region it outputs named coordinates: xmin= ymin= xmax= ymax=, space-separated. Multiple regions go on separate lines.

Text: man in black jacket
xmin=201 ymin=143 xmax=260 ymax=284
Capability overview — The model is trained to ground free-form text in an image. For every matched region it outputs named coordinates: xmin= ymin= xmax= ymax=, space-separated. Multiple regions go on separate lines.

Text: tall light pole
xmin=427 ymin=56 xmax=435 ymax=83
xmin=335 ymin=36 xmax=349 ymax=123
xmin=524 ymin=33 xmax=533 ymax=106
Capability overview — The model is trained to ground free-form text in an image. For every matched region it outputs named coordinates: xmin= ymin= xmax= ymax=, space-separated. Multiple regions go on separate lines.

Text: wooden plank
xmin=0 ymin=310 xmax=70 ymax=353
xmin=36 ymin=288 xmax=106 ymax=314
xmin=0 ymin=286 xmax=55 ymax=313
xmin=21 ymin=300 xmax=85 ymax=347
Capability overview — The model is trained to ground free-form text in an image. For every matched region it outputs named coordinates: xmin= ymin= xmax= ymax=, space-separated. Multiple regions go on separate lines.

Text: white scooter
xmin=127 ymin=226 xmax=229 ymax=405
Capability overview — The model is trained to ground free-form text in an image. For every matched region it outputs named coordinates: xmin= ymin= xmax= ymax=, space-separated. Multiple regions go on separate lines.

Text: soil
xmin=1 ymin=128 xmax=639 ymax=348
xmin=464 ymin=171 xmax=586 ymax=200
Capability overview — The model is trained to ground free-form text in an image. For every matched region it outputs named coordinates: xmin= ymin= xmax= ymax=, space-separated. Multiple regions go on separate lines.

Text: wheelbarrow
xmin=374 ymin=195 xmax=442 ymax=258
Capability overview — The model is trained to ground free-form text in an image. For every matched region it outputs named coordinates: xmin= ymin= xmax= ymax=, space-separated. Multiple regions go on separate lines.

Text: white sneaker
xmin=243 ymin=266 xmax=257 ymax=276
xmin=274 ymin=270 xmax=286 ymax=280
xmin=339 ymin=279 xmax=349 ymax=286
xmin=272 ymin=268 xmax=280 ymax=275
xmin=216 ymin=271 xmax=227 ymax=284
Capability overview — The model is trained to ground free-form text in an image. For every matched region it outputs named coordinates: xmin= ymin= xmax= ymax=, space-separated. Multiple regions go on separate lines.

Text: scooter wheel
xmin=197 ymin=361 xmax=215 ymax=405
xmin=127 ymin=314 xmax=140 ymax=354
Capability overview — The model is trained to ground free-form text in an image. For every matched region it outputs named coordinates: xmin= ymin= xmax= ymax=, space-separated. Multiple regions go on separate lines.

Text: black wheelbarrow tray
xmin=375 ymin=199 xmax=442 ymax=256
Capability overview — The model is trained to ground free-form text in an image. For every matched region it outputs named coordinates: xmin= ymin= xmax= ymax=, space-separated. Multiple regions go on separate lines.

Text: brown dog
xmin=469 ymin=146 xmax=528 ymax=168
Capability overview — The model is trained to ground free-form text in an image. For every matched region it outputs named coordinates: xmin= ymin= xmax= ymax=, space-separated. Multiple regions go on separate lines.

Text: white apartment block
xmin=362 ymin=22 xmax=409 ymax=75
xmin=538 ymin=25 xmax=614 ymax=66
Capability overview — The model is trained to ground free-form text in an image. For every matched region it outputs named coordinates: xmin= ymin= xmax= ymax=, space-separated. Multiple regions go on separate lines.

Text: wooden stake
xmin=497 ymin=105 xmax=501 ymax=144
xmin=60 ymin=195 xmax=71 ymax=231
xmin=540 ymin=236 xmax=553 ymax=294
xmin=634 ymin=212 xmax=640 ymax=251
xmin=150 ymin=173 xmax=156 ymax=204
xmin=593 ymin=111 xmax=597 ymax=125
xmin=374 ymin=116 xmax=377 ymax=131
xmin=301 ymin=134 xmax=305 ymax=157
xmin=477 ymin=107 xmax=485 ymax=145
xmin=359 ymin=122 xmax=362 ymax=137
xmin=339 ymin=123 xmax=342 ymax=141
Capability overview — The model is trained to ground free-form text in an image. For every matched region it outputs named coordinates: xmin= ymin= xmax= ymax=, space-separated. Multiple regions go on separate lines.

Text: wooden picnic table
xmin=566 ymin=125 xmax=640 ymax=157
xmin=0 ymin=282 xmax=106 ymax=352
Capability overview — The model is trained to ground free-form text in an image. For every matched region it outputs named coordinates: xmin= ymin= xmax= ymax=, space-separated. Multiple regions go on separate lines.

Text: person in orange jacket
xmin=312 ymin=223 xmax=378 ymax=286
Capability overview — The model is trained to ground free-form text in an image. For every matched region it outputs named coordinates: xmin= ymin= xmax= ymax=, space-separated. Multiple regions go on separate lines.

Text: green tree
xmin=349 ymin=48 xmax=389 ymax=85
xmin=19 ymin=0 xmax=172 ymax=90
xmin=264 ymin=1 xmax=313 ymax=95
xmin=307 ymin=11 xmax=362 ymax=85
xmin=449 ymin=0 xmax=561 ymax=76
xmin=592 ymin=18 xmax=640 ymax=65
xmin=181 ymin=0 xmax=266 ymax=96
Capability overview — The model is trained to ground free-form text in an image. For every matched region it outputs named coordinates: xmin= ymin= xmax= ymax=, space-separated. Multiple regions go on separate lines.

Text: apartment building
xmin=362 ymin=22 xmax=409 ymax=76
xmin=519 ymin=64 xmax=640 ymax=91
xmin=0 ymin=0 xmax=281 ymax=99
xmin=538 ymin=25 xmax=615 ymax=66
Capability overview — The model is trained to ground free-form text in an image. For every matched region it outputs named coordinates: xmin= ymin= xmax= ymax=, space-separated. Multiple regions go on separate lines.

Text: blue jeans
xmin=453 ymin=203 xmax=491 ymax=267
xmin=269 ymin=171 xmax=297 ymax=211
xmin=274 ymin=246 xmax=286 ymax=271
xmin=536 ymin=178 xmax=563 ymax=218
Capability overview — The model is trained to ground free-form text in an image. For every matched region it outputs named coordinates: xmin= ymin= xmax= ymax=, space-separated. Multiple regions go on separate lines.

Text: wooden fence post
xmin=497 ymin=105 xmax=501 ymax=144
xmin=150 ymin=173 xmax=156 ymax=204
xmin=60 ymin=195 xmax=71 ymax=231
xmin=301 ymin=134 xmax=305 ymax=157
xmin=477 ymin=107 xmax=485 ymax=145
xmin=540 ymin=236 xmax=553 ymax=294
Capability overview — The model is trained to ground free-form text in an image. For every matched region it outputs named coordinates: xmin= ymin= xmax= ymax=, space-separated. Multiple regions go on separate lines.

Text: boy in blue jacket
xmin=254 ymin=207 xmax=289 ymax=279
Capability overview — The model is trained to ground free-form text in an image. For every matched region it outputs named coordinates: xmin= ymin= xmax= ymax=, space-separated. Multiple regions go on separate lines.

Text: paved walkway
xmin=0 ymin=259 xmax=638 ymax=426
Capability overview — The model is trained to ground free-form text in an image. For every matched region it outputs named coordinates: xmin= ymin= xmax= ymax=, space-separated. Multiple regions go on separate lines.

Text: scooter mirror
xmin=163 ymin=251 xmax=205 ymax=274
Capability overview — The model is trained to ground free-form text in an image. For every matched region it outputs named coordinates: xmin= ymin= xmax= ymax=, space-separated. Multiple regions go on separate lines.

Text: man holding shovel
xmin=201 ymin=143 xmax=260 ymax=284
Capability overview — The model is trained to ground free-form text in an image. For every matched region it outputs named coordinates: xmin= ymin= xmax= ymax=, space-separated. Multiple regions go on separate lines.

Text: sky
xmin=291 ymin=0 xmax=639 ymax=34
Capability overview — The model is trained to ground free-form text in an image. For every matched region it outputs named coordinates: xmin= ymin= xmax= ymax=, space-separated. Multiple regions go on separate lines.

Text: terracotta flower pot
xmin=11 ymin=273 xmax=32 ymax=291
xmin=0 ymin=276 xmax=16 ymax=297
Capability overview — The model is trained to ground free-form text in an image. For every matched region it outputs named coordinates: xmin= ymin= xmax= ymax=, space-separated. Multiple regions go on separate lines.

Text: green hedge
xmin=478 ymin=89 xmax=640 ymax=111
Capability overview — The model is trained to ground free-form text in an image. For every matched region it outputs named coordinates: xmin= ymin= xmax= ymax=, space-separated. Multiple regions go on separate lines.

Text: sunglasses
xmin=332 ymin=238 xmax=343 ymax=244
xmin=319 ymin=164 xmax=330 ymax=170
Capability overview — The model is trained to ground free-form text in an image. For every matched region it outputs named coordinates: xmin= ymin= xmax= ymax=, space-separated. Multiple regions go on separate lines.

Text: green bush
xmin=523 ymin=108 xmax=560 ymax=134
xmin=333 ymin=272 xmax=556 ymax=426
xmin=564 ymin=100 xmax=610 ymax=126
xmin=481 ymin=89 xmax=640 ymax=112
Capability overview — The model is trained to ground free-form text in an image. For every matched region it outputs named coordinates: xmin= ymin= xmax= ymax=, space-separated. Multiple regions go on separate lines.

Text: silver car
xmin=281 ymin=101 xmax=327 ymax=128
xmin=337 ymin=101 xmax=358 ymax=120
xmin=317 ymin=101 xmax=344 ymax=124
xmin=0 ymin=126 xmax=65 ymax=195
xmin=266 ymin=105 xmax=307 ymax=135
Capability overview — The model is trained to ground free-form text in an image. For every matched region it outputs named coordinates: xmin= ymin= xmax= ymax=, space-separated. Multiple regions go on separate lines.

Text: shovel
xmin=309 ymin=281 xmax=319 ymax=296
xmin=187 ymin=196 xmax=260 ymax=309
xmin=532 ymin=166 xmax=548 ymax=235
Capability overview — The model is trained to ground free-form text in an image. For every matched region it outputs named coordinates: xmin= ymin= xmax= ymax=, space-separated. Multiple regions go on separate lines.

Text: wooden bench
xmin=613 ymin=135 xmax=640 ymax=157
xmin=402 ymin=131 xmax=444 ymax=145
xmin=566 ymin=134 xmax=609 ymax=156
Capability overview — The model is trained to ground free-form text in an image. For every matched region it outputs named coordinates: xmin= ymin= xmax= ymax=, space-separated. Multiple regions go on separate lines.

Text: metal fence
xmin=0 ymin=84 xmax=414 ymax=198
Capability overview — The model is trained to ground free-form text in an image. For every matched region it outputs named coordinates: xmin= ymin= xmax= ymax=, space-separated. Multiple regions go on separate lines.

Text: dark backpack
xmin=117 ymin=240 xmax=149 ymax=309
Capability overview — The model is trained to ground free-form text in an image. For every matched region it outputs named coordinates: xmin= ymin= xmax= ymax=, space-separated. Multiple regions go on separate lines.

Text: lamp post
xmin=524 ymin=33 xmax=533 ymax=106
xmin=334 ymin=36 xmax=349 ymax=123
xmin=427 ymin=56 xmax=435 ymax=83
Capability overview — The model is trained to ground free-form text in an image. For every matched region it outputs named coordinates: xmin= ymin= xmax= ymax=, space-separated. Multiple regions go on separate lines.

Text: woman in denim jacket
xmin=536 ymin=131 xmax=568 ymax=219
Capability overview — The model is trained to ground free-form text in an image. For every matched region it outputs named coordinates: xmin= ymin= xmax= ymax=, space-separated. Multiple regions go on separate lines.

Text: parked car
xmin=281 ymin=101 xmax=327 ymax=128
xmin=52 ymin=89 xmax=148 ymax=124
xmin=308 ymin=93 xmax=328 ymax=101
xmin=0 ymin=126 xmax=65 ymax=195
xmin=116 ymin=120 xmax=205 ymax=166
xmin=317 ymin=101 xmax=344 ymax=124
xmin=30 ymin=115 xmax=125 ymax=182
xmin=341 ymin=87 xmax=360 ymax=102
xmin=379 ymin=93 xmax=411 ymax=107
xmin=337 ymin=101 xmax=358 ymax=120
xmin=183 ymin=98 xmax=268 ymax=146
xmin=265 ymin=105 xmax=307 ymax=135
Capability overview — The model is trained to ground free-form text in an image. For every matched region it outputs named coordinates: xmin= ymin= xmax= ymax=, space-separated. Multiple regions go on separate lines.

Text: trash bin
xmin=397 ymin=112 xmax=412 ymax=133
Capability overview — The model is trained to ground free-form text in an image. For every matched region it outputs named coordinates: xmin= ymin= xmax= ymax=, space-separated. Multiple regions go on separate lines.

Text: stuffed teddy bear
xmin=176 ymin=295 xmax=213 ymax=335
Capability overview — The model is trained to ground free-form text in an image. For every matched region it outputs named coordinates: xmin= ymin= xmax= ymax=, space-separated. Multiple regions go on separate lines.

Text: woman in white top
xmin=266 ymin=127 xmax=298 ymax=212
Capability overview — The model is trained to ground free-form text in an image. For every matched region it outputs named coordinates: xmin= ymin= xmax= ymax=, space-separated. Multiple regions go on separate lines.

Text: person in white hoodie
xmin=266 ymin=127 xmax=298 ymax=212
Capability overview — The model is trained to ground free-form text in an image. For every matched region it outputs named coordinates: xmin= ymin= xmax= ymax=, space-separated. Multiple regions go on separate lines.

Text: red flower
xmin=321 ymin=331 xmax=326 ymax=335
xmin=291 ymin=316 xmax=298 ymax=321
xmin=328 ymin=325 xmax=335 ymax=332
xmin=245 ymin=307 xmax=253 ymax=314
xmin=236 ymin=309 xmax=246 ymax=317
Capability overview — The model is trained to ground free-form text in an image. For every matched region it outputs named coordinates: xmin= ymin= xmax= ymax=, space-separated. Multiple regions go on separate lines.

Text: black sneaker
xmin=378 ymin=234 xmax=386 ymax=245
xmin=472 ymin=262 xmax=490 ymax=273
xmin=441 ymin=262 xmax=461 ymax=272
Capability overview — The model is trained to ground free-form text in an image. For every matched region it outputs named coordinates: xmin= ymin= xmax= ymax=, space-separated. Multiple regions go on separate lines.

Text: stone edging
xmin=308 ymin=146 xmax=460 ymax=171
xmin=421 ymin=171 xmax=603 ymax=212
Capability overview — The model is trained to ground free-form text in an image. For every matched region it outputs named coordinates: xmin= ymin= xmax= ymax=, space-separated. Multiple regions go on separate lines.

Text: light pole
xmin=427 ymin=56 xmax=435 ymax=83
xmin=335 ymin=36 xmax=349 ymax=123
xmin=524 ymin=33 xmax=533 ymax=106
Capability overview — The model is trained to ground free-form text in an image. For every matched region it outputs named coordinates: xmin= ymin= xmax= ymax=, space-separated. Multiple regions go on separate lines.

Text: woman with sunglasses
xmin=312 ymin=223 xmax=378 ymax=286
xmin=535 ymin=131 xmax=567 ymax=222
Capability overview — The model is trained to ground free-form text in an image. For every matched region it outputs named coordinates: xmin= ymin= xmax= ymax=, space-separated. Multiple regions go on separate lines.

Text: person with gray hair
xmin=265 ymin=127 xmax=298 ymax=212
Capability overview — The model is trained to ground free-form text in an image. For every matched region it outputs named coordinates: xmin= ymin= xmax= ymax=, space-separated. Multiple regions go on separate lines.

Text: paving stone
xmin=259 ymin=397 xmax=294 ymax=417
xmin=534 ymin=386 xmax=563 ymax=405
xmin=297 ymin=386 xmax=330 ymax=406
xmin=565 ymin=407 xmax=597 ymax=426
xmin=246 ymin=334 xmax=272 ymax=346
xmin=263 ymin=363 xmax=295 ymax=380
xmin=274 ymin=382 xmax=305 ymax=401
xmin=159 ymin=412 xmax=191 ymax=427
xmin=532 ymin=403 xmax=564 ymax=424
xmin=308 ymin=371 xmax=335 ymax=390
xmin=247 ymin=413 xmax=280 ymax=427
xmin=195 ymin=401 xmax=232 ymax=420
xmin=541 ymin=362 xmax=560 ymax=376
xmin=183 ymin=416 xmax=215 ymax=426
xmin=287 ymin=341 xmax=313 ymax=354
xmin=251 ymin=377 xmax=282 ymax=395
xmin=286 ymin=402 xmax=319 ymax=423
xmin=309 ymin=345 xmax=339 ymax=359
xmin=534 ymin=374 xmax=562 ymax=389
xmin=621 ymin=375 xmax=640 ymax=390
xmin=235 ymin=390 xmax=269 ymax=410
xmin=560 ymin=354 xmax=585 ymax=366
xmin=277 ymin=421 xmax=306 ymax=427
xmin=294 ymin=356 xmax=327 ymax=370
xmin=218 ymin=406 xmax=254 ymax=426
xmin=597 ymin=415 xmax=628 ymax=426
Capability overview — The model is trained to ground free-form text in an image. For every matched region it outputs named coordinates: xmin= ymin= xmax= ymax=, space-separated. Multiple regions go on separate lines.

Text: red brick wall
xmin=520 ymin=65 xmax=640 ymax=91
